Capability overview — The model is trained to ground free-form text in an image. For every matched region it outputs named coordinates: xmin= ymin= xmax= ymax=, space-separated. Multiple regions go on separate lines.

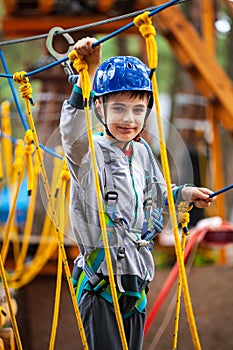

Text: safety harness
xmin=73 ymin=136 xmax=164 ymax=317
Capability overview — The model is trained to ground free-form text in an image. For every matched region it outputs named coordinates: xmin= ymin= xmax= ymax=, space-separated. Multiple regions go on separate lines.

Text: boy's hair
xmin=102 ymin=90 xmax=151 ymax=102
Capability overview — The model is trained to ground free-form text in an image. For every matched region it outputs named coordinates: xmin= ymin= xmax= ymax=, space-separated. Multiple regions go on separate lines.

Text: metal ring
xmin=46 ymin=26 xmax=74 ymax=60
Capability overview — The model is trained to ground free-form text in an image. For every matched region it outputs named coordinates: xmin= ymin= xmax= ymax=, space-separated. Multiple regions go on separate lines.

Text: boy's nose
xmin=123 ymin=109 xmax=134 ymax=123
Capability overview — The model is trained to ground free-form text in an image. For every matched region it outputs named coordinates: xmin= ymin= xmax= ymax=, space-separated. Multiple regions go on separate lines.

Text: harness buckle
xmin=117 ymin=246 xmax=125 ymax=259
xmin=88 ymin=273 xmax=108 ymax=293
xmin=105 ymin=190 xmax=118 ymax=202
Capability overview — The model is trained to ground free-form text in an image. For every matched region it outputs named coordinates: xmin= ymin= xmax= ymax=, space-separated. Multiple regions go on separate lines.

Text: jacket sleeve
xmin=60 ymin=86 xmax=94 ymax=166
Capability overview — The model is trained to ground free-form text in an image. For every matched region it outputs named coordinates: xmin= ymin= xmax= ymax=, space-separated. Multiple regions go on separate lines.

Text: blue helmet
xmin=93 ymin=56 xmax=153 ymax=96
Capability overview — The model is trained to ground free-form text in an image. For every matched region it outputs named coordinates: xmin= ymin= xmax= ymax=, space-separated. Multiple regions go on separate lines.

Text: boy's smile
xmin=101 ymin=93 xmax=149 ymax=142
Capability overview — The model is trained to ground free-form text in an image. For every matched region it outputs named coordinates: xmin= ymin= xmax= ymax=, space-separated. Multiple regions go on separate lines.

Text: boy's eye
xmin=110 ymin=105 xmax=126 ymax=113
xmin=110 ymin=104 xmax=146 ymax=115
xmin=134 ymin=107 xmax=146 ymax=114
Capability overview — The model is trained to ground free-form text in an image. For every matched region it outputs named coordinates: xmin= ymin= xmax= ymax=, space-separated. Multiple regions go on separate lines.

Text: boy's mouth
xmin=118 ymin=127 xmax=135 ymax=133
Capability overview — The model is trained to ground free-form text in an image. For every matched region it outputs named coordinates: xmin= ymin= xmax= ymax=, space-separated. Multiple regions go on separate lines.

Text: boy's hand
xmin=73 ymin=37 xmax=101 ymax=87
xmin=181 ymin=186 xmax=216 ymax=208
xmin=151 ymin=208 xmax=164 ymax=233
xmin=142 ymin=208 xmax=163 ymax=241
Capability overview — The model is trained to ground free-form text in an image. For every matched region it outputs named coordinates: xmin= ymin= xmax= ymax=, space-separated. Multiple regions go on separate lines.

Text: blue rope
xmin=0 ymin=131 xmax=18 ymax=144
xmin=92 ymin=0 xmax=182 ymax=48
xmin=0 ymin=131 xmax=63 ymax=161
xmin=0 ymin=0 xmax=186 ymax=162
xmin=0 ymin=50 xmax=63 ymax=160
xmin=0 ymin=50 xmax=29 ymax=131
xmin=209 ymin=184 xmax=233 ymax=198
xmin=0 ymin=57 xmax=67 ymax=79
xmin=39 ymin=144 xmax=63 ymax=160
xmin=0 ymin=0 xmax=186 ymax=79
xmin=26 ymin=57 xmax=67 ymax=77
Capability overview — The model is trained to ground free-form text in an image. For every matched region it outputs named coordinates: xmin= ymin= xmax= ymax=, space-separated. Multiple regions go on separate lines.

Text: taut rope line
xmin=134 ymin=11 xmax=202 ymax=350
xmin=69 ymin=50 xmax=128 ymax=350
xmin=12 ymin=71 xmax=89 ymax=349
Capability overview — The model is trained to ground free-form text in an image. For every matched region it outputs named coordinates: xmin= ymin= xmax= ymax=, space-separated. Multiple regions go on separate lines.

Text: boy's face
xmin=99 ymin=93 xmax=148 ymax=142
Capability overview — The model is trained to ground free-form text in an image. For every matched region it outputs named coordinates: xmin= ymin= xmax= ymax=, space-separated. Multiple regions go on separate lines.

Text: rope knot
xmin=134 ymin=11 xmax=157 ymax=71
xmin=13 ymin=71 xmax=28 ymax=84
xmin=68 ymin=50 xmax=88 ymax=74
xmin=24 ymin=129 xmax=34 ymax=145
xmin=13 ymin=71 xmax=34 ymax=105
xmin=178 ymin=201 xmax=193 ymax=235
xmin=74 ymin=59 xmax=88 ymax=74
xmin=68 ymin=50 xmax=91 ymax=104
xmin=139 ymin=24 xmax=156 ymax=39
xmin=134 ymin=12 xmax=156 ymax=38
xmin=24 ymin=143 xmax=34 ymax=156
xmin=24 ymin=130 xmax=34 ymax=156
xmin=68 ymin=50 xmax=78 ymax=62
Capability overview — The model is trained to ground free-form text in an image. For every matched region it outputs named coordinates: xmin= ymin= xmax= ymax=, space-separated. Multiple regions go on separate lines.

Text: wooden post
xmin=0 ymin=328 xmax=15 ymax=350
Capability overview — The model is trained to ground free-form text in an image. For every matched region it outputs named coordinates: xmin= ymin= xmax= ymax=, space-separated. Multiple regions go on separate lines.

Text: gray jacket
xmin=60 ymin=93 xmax=167 ymax=291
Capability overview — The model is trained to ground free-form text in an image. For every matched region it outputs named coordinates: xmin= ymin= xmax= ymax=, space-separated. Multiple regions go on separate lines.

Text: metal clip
xmin=46 ymin=26 xmax=75 ymax=76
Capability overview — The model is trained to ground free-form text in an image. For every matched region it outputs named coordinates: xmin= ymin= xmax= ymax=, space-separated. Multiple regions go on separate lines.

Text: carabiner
xmin=46 ymin=26 xmax=75 ymax=76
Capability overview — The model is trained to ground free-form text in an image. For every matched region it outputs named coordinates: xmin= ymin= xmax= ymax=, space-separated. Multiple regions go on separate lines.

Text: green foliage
xmin=0 ymin=41 xmax=43 ymax=100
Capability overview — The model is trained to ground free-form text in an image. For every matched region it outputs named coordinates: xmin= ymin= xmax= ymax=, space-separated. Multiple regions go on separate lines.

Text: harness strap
xmin=75 ymin=247 xmax=147 ymax=315
xmin=122 ymin=289 xmax=147 ymax=319
xmin=102 ymin=150 xmax=125 ymax=292
xmin=83 ymin=264 xmax=107 ymax=292
xmin=116 ymin=238 xmax=125 ymax=293
xmin=76 ymin=248 xmax=105 ymax=303
xmin=103 ymin=150 xmax=118 ymax=221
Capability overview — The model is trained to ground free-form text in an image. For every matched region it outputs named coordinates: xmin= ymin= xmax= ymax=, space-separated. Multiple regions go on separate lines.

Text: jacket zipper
xmin=128 ymin=158 xmax=138 ymax=228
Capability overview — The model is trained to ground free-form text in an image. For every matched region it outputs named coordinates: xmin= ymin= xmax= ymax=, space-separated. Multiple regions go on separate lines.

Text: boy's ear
xmin=94 ymin=98 xmax=103 ymax=116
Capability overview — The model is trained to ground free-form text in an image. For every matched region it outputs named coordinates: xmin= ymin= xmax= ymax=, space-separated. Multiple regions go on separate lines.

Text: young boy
xmin=60 ymin=37 xmax=215 ymax=350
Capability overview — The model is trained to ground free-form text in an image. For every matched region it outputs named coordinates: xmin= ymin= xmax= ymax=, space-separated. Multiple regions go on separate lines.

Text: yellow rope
xmin=8 ymin=149 xmax=40 ymax=284
xmin=8 ymin=149 xmax=57 ymax=289
xmin=49 ymin=162 xmax=69 ymax=350
xmin=28 ymin=149 xmax=58 ymax=260
xmin=9 ymin=151 xmax=71 ymax=290
xmin=1 ymin=141 xmax=26 ymax=265
xmin=0 ymin=143 xmax=3 ymax=182
xmin=0 ymin=145 xmax=23 ymax=349
xmin=134 ymin=12 xmax=202 ymax=350
xmin=1 ymin=130 xmax=35 ymax=266
xmin=173 ymin=202 xmax=192 ymax=350
xmin=69 ymin=51 xmax=128 ymax=350
xmin=1 ymin=100 xmax=13 ymax=183
xmin=11 ymin=129 xmax=35 ymax=263
xmin=0 ymin=254 xmax=23 ymax=350
xmin=11 ymin=139 xmax=24 ymax=185
xmin=13 ymin=71 xmax=89 ymax=350
xmin=24 ymin=129 xmax=34 ymax=196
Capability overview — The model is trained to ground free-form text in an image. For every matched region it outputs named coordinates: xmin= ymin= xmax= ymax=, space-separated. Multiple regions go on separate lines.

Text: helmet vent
xmin=93 ymin=56 xmax=153 ymax=96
